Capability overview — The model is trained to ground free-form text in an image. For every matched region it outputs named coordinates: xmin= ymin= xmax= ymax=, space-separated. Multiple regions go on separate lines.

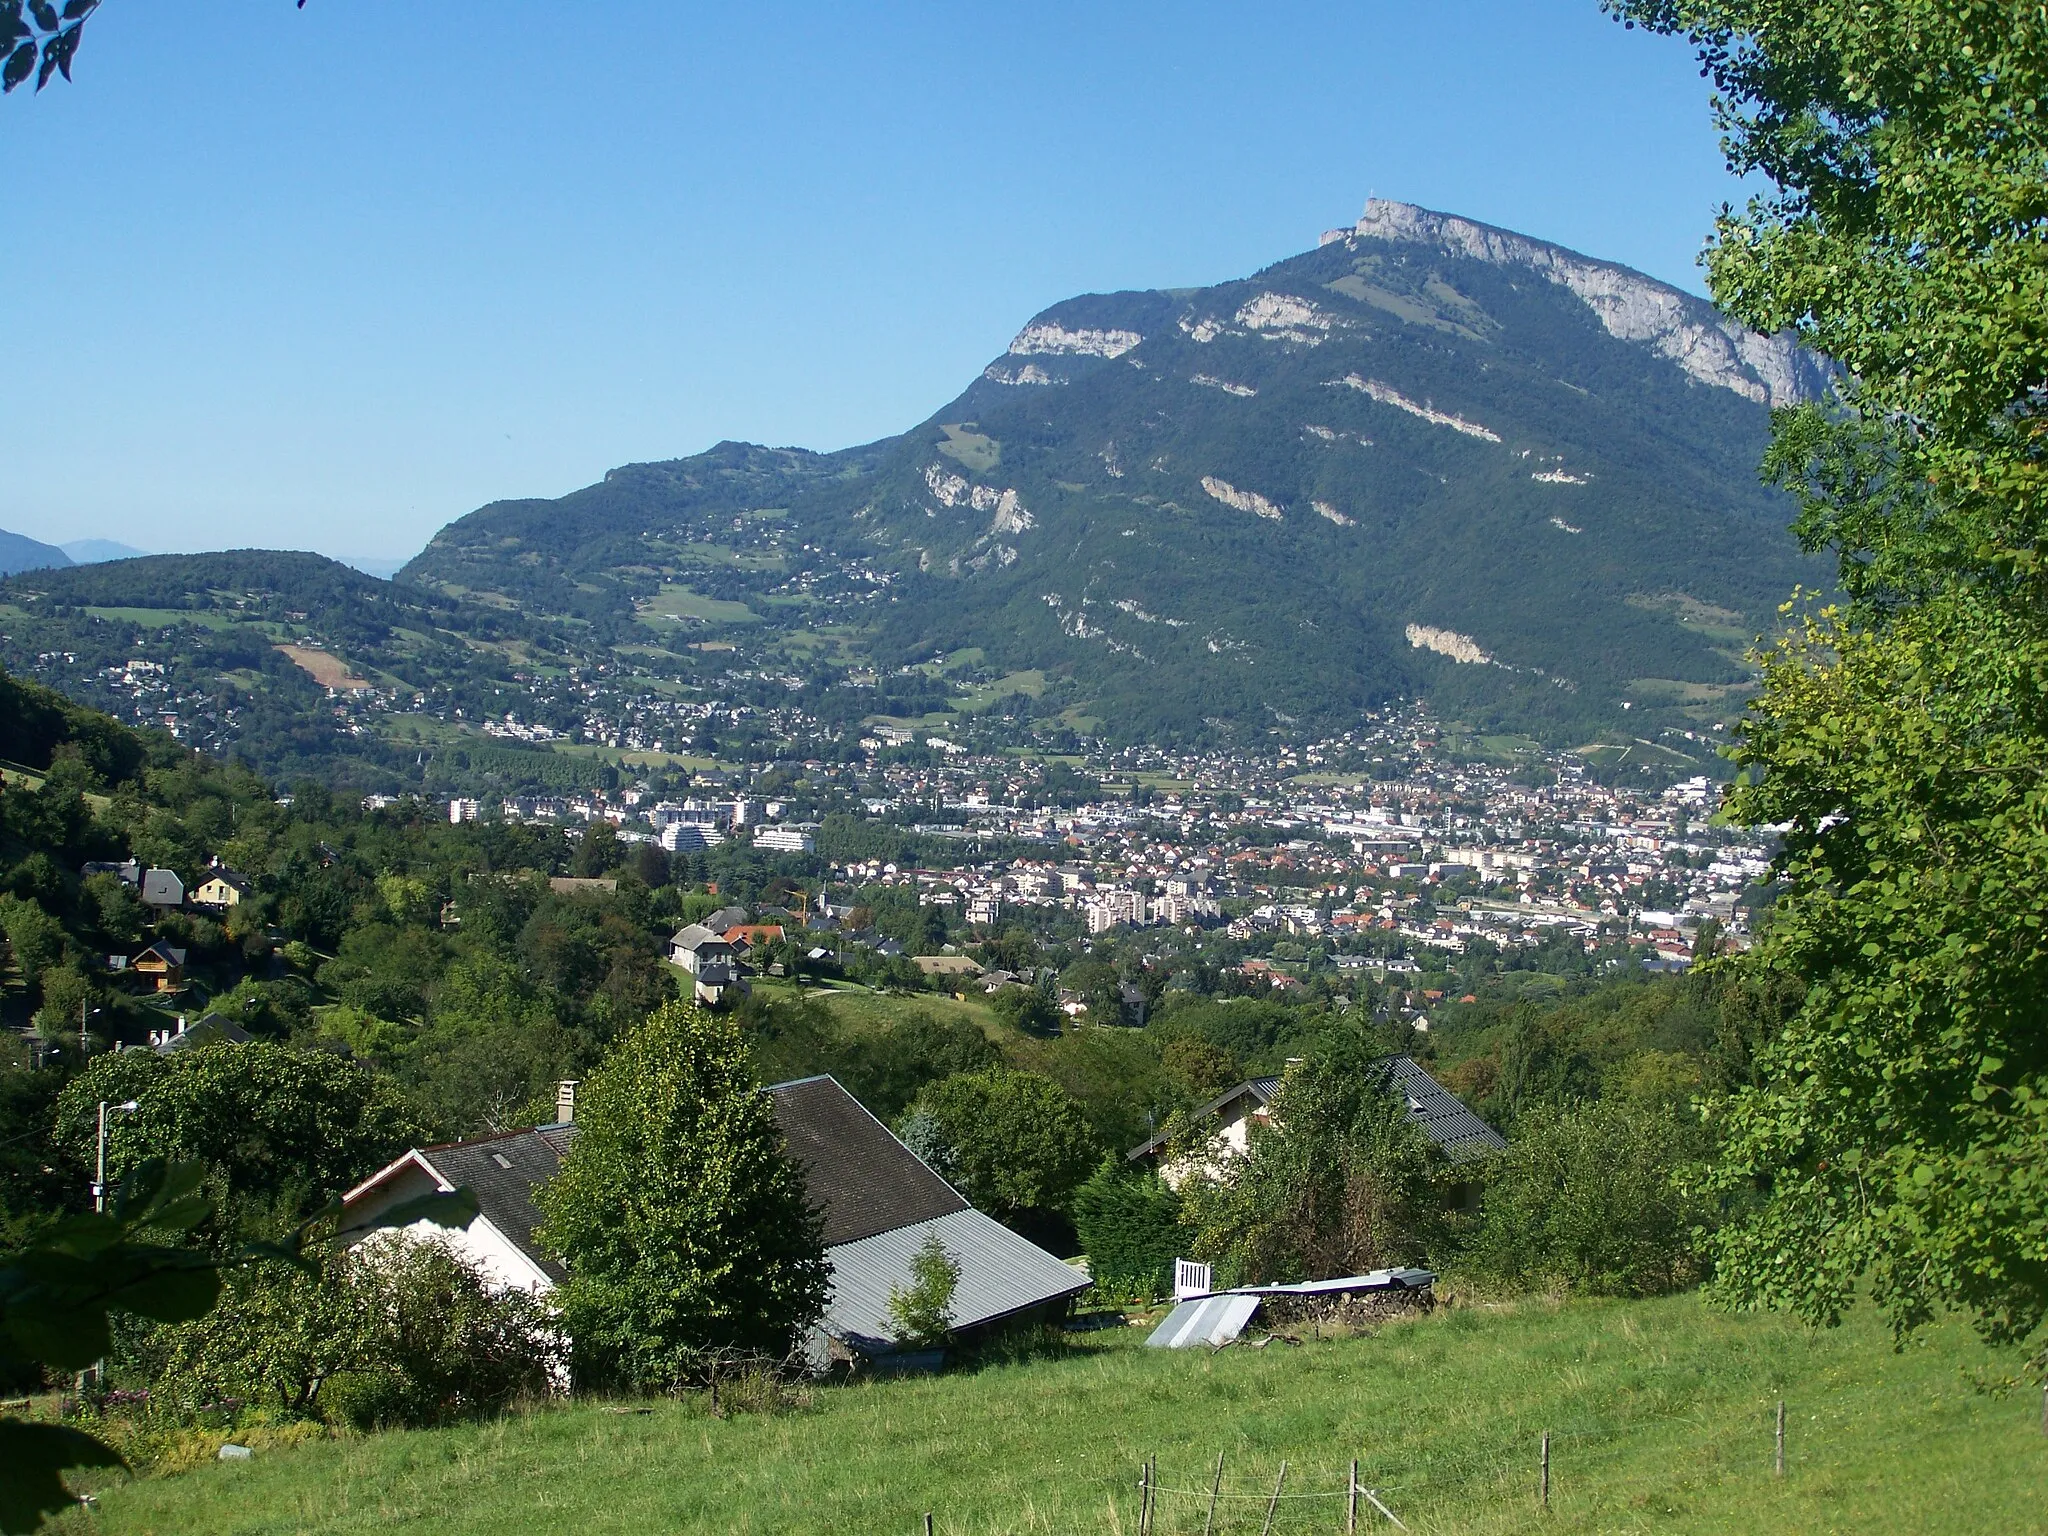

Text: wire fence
xmin=900 ymin=1382 xmax=2048 ymax=1532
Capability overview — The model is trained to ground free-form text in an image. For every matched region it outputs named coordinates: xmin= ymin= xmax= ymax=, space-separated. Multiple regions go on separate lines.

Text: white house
xmin=1126 ymin=1056 xmax=1506 ymax=1190
xmin=338 ymin=1075 xmax=1088 ymax=1370
xmin=666 ymin=923 xmax=743 ymax=1004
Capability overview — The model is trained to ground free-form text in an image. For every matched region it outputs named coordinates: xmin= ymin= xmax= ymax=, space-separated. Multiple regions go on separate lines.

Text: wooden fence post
xmin=1540 ymin=1431 xmax=1550 ymax=1510
xmin=1204 ymin=1451 xmax=1224 ymax=1536
xmin=1260 ymin=1460 xmax=1288 ymax=1536
xmin=923 ymin=1516 xmax=933 ymax=1536
xmin=1139 ymin=1456 xmax=1154 ymax=1536
xmin=1775 ymin=1401 xmax=1785 ymax=1478
xmin=1347 ymin=1458 xmax=1359 ymax=1534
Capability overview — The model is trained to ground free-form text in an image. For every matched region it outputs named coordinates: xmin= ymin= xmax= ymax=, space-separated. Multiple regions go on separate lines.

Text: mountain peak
xmin=1321 ymin=199 xmax=1826 ymax=408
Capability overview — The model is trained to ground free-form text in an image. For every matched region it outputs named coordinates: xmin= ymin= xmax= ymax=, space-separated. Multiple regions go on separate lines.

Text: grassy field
xmin=58 ymin=1294 xmax=2046 ymax=1535
xmin=638 ymin=584 xmax=761 ymax=626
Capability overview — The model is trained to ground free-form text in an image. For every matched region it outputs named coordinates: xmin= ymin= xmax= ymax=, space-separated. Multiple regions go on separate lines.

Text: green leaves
xmin=0 ymin=1160 xmax=477 ymax=1532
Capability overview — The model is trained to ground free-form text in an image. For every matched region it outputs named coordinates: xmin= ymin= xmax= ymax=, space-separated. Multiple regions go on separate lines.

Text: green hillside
xmin=62 ymin=1295 xmax=2041 ymax=1536
xmin=404 ymin=202 xmax=1831 ymax=745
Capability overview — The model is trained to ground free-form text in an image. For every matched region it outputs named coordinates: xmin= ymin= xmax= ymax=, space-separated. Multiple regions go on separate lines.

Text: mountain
xmin=0 ymin=528 xmax=71 ymax=576
xmin=402 ymin=201 xmax=1826 ymax=747
xmin=61 ymin=538 xmax=150 ymax=564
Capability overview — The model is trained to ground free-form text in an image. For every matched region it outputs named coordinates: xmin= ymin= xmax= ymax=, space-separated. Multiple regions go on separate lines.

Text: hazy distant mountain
xmin=0 ymin=529 xmax=71 ymax=576
xmin=61 ymin=539 xmax=149 ymax=564
xmin=403 ymin=201 xmax=1827 ymax=745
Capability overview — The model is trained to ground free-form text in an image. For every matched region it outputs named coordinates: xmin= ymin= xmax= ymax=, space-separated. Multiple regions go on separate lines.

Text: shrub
xmin=1463 ymin=1099 xmax=1714 ymax=1297
xmin=1179 ymin=1039 xmax=1446 ymax=1285
xmin=886 ymin=1233 xmax=960 ymax=1348
xmin=1071 ymin=1160 xmax=1184 ymax=1300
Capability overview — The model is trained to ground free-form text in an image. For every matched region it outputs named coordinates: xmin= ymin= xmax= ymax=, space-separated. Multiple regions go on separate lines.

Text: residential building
xmin=337 ymin=1074 xmax=1089 ymax=1371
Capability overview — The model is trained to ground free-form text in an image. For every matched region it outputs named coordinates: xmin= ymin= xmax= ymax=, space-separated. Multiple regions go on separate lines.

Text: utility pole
xmin=93 ymin=1099 xmax=140 ymax=1213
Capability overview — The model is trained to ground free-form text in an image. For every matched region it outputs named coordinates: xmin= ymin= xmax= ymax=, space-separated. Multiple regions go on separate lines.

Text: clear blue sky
xmin=0 ymin=0 xmax=1736 ymax=566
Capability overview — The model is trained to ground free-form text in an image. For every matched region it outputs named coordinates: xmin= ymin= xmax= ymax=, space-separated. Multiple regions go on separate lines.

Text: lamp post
xmin=93 ymin=1099 xmax=140 ymax=1214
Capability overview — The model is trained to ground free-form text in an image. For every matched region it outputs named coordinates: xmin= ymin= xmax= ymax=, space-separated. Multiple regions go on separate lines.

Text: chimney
xmin=556 ymin=1080 xmax=580 ymax=1125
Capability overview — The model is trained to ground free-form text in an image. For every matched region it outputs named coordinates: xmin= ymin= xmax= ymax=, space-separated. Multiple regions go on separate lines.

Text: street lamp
xmin=93 ymin=1099 xmax=140 ymax=1214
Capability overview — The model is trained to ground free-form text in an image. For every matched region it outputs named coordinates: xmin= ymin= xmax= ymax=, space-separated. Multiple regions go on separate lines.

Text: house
xmin=1126 ymin=1055 xmax=1506 ymax=1190
xmin=338 ymin=1074 xmax=1089 ymax=1370
xmin=667 ymin=923 xmax=744 ymax=1005
xmin=130 ymin=940 xmax=187 ymax=992
xmin=722 ymin=923 xmax=787 ymax=955
xmin=139 ymin=868 xmax=184 ymax=909
xmin=80 ymin=859 xmax=141 ymax=888
xmin=151 ymin=1013 xmax=254 ymax=1053
xmin=191 ymin=867 xmax=252 ymax=909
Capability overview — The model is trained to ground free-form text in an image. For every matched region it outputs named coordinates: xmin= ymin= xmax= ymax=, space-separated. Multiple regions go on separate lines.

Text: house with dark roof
xmin=666 ymin=923 xmax=744 ymax=1005
xmin=139 ymin=868 xmax=184 ymax=909
xmin=1127 ymin=1055 xmax=1506 ymax=1189
xmin=130 ymin=940 xmax=187 ymax=993
xmin=339 ymin=1074 xmax=1088 ymax=1369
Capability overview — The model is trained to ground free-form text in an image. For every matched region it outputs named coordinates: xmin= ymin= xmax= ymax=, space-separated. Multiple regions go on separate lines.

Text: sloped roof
xmin=819 ymin=1207 xmax=1089 ymax=1352
xmin=667 ymin=923 xmax=729 ymax=953
xmin=1126 ymin=1055 xmax=1505 ymax=1165
xmin=765 ymin=1075 xmax=968 ymax=1245
xmin=420 ymin=1126 xmax=572 ymax=1283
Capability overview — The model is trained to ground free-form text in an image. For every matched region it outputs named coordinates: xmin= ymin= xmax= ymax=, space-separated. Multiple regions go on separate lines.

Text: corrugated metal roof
xmin=1147 ymin=1294 xmax=1262 ymax=1349
xmin=820 ymin=1207 xmax=1091 ymax=1353
xmin=1383 ymin=1056 xmax=1507 ymax=1163
xmin=1230 ymin=1267 xmax=1436 ymax=1296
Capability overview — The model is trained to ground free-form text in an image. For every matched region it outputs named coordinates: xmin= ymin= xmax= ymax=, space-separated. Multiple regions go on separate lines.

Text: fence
xmin=902 ymin=1391 xmax=1999 ymax=1532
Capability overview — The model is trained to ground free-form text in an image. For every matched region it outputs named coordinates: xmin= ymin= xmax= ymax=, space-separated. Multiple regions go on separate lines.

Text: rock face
xmin=1346 ymin=200 xmax=1829 ymax=408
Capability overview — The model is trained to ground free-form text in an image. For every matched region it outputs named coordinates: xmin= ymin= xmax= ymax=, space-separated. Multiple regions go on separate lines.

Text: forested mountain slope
xmin=405 ymin=201 xmax=1829 ymax=743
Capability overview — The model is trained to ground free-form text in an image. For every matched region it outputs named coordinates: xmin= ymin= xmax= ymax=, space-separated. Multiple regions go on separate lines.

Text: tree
xmin=1070 ymin=1160 xmax=1184 ymax=1300
xmin=885 ymin=1233 xmax=959 ymax=1349
xmin=1611 ymin=0 xmax=2048 ymax=1350
xmin=0 ymin=1159 xmax=474 ymax=1533
xmin=906 ymin=1069 xmax=1099 ymax=1223
xmin=1179 ymin=1042 xmax=1444 ymax=1286
xmin=535 ymin=1001 xmax=828 ymax=1389
xmin=54 ymin=1043 xmax=423 ymax=1219
xmin=1463 ymin=1100 xmax=1714 ymax=1298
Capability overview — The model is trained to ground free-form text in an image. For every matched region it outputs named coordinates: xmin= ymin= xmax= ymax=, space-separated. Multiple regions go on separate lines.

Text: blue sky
xmin=0 ymin=1 xmax=1737 ymax=566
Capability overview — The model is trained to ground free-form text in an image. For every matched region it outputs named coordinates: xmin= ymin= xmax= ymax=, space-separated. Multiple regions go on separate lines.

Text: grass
xmin=82 ymin=605 xmax=238 ymax=630
xmin=61 ymin=1294 xmax=2045 ymax=1535
xmin=638 ymin=584 xmax=760 ymax=626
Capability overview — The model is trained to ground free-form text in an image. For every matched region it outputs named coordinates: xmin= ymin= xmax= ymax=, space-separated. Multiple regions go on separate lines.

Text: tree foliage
xmin=906 ymin=1069 xmax=1099 ymax=1222
xmin=1610 ymin=0 xmax=2048 ymax=1349
xmin=1463 ymin=1099 xmax=1715 ymax=1297
xmin=535 ymin=1001 xmax=828 ymax=1389
xmin=1180 ymin=1040 xmax=1445 ymax=1286
xmin=1070 ymin=1160 xmax=1185 ymax=1300
xmin=885 ymin=1233 xmax=959 ymax=1349
xmin=54 ymin=1044 xmax=423 ymax=1221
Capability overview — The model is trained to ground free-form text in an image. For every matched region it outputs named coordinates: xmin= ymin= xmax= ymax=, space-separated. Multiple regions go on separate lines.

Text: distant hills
xmin=4 ymin=202 xmax=1831 ymax=766
xmin=62 ymin=538 xmax=149 ymax=564
xmin=0 ymin=528 xmax=70 ymax=576
xmin=406 ymin=201 xmax=1827 ymax=747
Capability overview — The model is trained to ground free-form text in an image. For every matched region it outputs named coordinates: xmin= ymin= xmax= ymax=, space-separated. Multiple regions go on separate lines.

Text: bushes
xmin=134 ymin=1238 xmax=553 ymax=1430
xmin=1071 ymin=1161 xmax=1184 ymax=1300
xmin=322 ymin=1238 xmax=555 ymax=1429
xmin=1179 ymin=1040 xmax=1446 ymax=1286
xmin=1461 ymin=1099 xmax=1714 ymax=1298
